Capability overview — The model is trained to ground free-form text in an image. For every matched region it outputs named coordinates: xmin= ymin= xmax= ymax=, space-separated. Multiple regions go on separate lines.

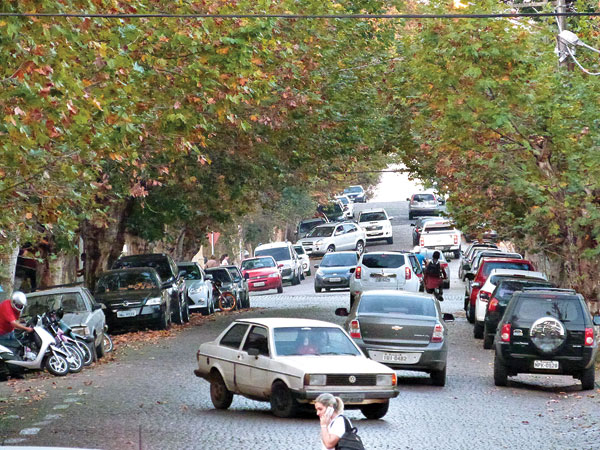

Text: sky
xmin=370 ymin=164 xmax=429 ymax=202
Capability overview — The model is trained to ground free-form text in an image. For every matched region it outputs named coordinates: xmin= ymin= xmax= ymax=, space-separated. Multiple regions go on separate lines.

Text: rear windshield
xmin=24 ymin=292 xmax=88 ymax=318
xmin=494 ymin=280 xmax=554 ymax=303
xmin=307 ymin=226 xmax=335 ymax=238
xmin=255 ymin=247 xmax=291 ymax=261
xmin=362 ymin=254 xmax=405 ymax=269
xmin=241 ymin=257 xmax=276 ymax=270
xmin=320 ymin=253 xmax=358 ymax=267
xmin=513 ymin=296 xmax=584 ymax=324
xmin=483 ymin=262 xmax=531 ymax=277
xmin=359 ymin=212 xmax=387 ymax=222
xmin=113 ymin=258 xmax=171 ymax=281
xmin=412 ymin=194 xmax=435 ymax=202
xmin=359 ymin=295 xmax=436 ymax=317
xmin=423 ymin=225 xmax=454 ymax=232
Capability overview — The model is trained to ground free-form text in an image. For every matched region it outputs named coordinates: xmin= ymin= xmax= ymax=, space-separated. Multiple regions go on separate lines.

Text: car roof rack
xmin=521 ymin=287 xmax=576 ymax=293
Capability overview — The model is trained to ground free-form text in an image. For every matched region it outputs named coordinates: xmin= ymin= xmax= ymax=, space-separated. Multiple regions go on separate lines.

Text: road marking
xmin=53 ymin=404 xmax=69 ymax=410
xmin=64 ymin=397 xmax=79 ymax=403
xmin=20 ymin=427 xmax=40 ymax=435
xmin=3 ymin=414 xmax=20 ymax=419
xmin=3 ymin=438 xmax=27 ymax=444
xmin=44 ymin=414 xmax=62 ymax=420
xmin=33 ymin=420 xmax=52 ymax=426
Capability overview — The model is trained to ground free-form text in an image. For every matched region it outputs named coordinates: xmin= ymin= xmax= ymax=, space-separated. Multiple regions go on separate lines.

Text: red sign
xmin=207 ymin=232 xmax=220 ymax=246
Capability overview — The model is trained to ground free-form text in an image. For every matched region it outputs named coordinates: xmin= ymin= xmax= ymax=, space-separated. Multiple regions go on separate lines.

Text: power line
xmin=1 ymin=11 xmax=600 ymax=19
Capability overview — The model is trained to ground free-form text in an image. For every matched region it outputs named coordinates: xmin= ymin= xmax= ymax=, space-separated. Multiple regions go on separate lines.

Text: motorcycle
xmin=49 ymin=309 xmax=95 ymax=366
xmin=43 ymin=311 xmax=84 ymax=373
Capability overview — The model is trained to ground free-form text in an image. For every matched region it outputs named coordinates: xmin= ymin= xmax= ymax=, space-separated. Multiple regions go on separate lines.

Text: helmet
xmin=11 ymin=291 xmax=27 ymax=312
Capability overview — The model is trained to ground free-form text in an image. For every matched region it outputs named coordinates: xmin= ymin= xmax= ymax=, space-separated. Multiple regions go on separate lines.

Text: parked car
xmin=483 ymin=277 xmax=555 ymax=349
xmin=296 ymin=217 xmax=328 ymax=240
xmin=413 ymin=248 xmax=450 ymax=289
xmin=94 ymin=268 xmax=171 ymax=331
xmin=112 ymin=253 xmax=189 ymax=324
xmin=298 ymin=222 xmax=366 ymax=256
xmin=358 ymin=209 xmax=394 ymax=244
xmin=293 ymin=244 xmax=311 ymax=276
xmin=222 ymin=265 xmax=250 ymax=309
xmin=411 ymin=216 xmax=439 ymax=246
xmin=193 ymin=318 xmax=398 ymax=418
xmin=314 ymin=251 xmax=359 ymax=293
xmin=205 ymin=267 xmax=241 ymax=310
xmin=343 ymin=185 xmax=366 ymax=203
xmin=336 ymin=290 xmax=454 ymax=386
xmin=458 ymin=242 xmax=499 ymax=280
xmin=465 ymin=258 xmax=535 ymax=323
xmin=241 ymin=256 xmax=283 ymax=294
xmin=349 ymin=251 xmax=421 ymax=308
xmin=418 ymin=219 xmax=461 ymax=259
xmin=177 ymin=262 xmax=215 ymax=315
xmin=254 ymin=242 xmax=303 ymax=285
xmin=474 ymin=269 xmax=548 ymax=340
xmin=318 ymin=200 xmax=347 ymax=222
xmin=24 ymin=286 xmax=107 ymax=358
xmin=494 ymin=288 xmax=600 ymax=390
xmin=407 ymin=193 xmax=440 ymax=219
xmin=335 ymin=195 xmax=355 ymax=219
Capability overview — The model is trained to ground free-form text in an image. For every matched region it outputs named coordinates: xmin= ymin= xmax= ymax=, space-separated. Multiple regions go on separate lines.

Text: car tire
xmin=355 ymin=241 xmax=365 ymax=254
xmin=307 ymin=269 xmax=311 ymax=276
xmin=200 ymin=306 xmax=210 ymax=316
xmin=483 ymin=325 xmax=494 ymax=349
xmin=315 ymin=286 xmax=322 ymax=293
xmin=292 ymin=271 xmax=300 ymax=285
xmin=95 ymin=334 xmax=105 ymax=360
xmin=277 ymin=285 xmax=283 ymax=294
xmin=386 ymin=237 xmax=393 ymax=245
xmin=360 ymin=401 xmax=389 ymax=419
xmin=270 ymin=381 xmax=298 ymax=418
xmin=430 ymin=367 xmax=447 ymax=386
xmin=408 ymin=212 xmax=414 ymax=220
xmin=327 ymin=245 xmax=335 ymax=253
xmin=453 ymin=250 xmax=461 ymax=259
xmin=493 ymin=354 xmax=508 ymax=387
xmin=473 ymin=321 xmax=484 ymax=339
xmin=182 ymin=300 xmax=190 ymax=323
xmin=173 ymin=298 xmax=184 ymax=325
xmin=300 ymin=271 xmax=305 ymax=281
xmin=350 ymin=293 xmax=357 ymax=310
xmin=158 ymin=310 xmax=171 ymax=330
xmin=580 ymin=366 xmax=595 ymax=391
xmin=467 ymin=303 xmax=475 ymax=324
xmin=210 ymin=372 xmax=233 ymax=410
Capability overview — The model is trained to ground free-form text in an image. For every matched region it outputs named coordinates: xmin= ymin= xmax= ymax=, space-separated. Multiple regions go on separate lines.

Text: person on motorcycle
xmin=423 ymin=251 xmax=447 ymax=301
xmin=0 ymin=291 xmax=33 ymax=380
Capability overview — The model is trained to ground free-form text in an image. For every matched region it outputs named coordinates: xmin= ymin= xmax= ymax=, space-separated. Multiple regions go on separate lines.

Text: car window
xmin=299 ymin=220 xmax=323 ymax=233
xmin=338 ymin=197 xmax=349 ymax=205
xmin=344 ymin=186 xmax=363 ymax=194
xmin=255 ymin=247 xmax=291 ymax=261
xmin=24 ymin=292 xmax=88 ymax=318
xmin=423 ymin=225 xmax=454 ymax=232
xmin=513 ymin=297 xmax=584 ymax=324
xmin=306 ymin=226 xmax=335 ymax=238
xmin=362 ymin=254 xmax=405 ymax=269
xmin=320 ymin=253 xmax=358 ymax=267
xmin=359 ymin=212 xmax=387 ymax=222
xmin=483 ymin=262 xmax=531 ymax=277
xmin=177 ymin=264 xmax=202 ymax=280
xmin=494 ymin=280 xmax=554 ymax=304
xmin=293 ymin=246 xmax=305 ymax=256
xmin=359 ymin=295 xmax=436 ymax=317
xmin=273 ymin=327 xmax=360 ymax=356
xmin=96 ymin=271 xmax=159 ymax=293
xmin=408 ymin=255 xmax=423 ymax=275
xmin=206 ymin=268 xmax=233 ymax=283
xmin=242 ymin=257 xmax=277 ymax=270
xmin=343 ymin=224 xmax=357 ymax=233
xmin=220 ymin=323 xmax=249 ymax=349
xmin=242 ymin=326 xmax=270 ymax=356
xmin=226 ymin=267 xmax=242 ymax=282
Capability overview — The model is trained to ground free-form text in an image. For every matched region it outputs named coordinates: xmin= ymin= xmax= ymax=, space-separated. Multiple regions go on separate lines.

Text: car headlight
xmin=315 ymin=270 xmax=323 ymax=278
xmin=268 ymin=272 xmax=280 ymax=278
xmin=189 ymin=287 xmax=202 ymax=294
xmin=71 ymin=326 xmax=90 ymax=336
xmin=304 ymin=374 xmax=327 ymax=386
xmin=315 ymin=240 xmax=324 ymax=245
xmin=145 ymin=297 xmax=163 ymax=306
xmin=376 ymin=374 xmax=396 ymax=386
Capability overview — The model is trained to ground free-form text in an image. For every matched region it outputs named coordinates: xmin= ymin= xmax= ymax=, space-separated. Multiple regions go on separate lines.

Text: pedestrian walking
xmin=219 ymin=254 xmax=229 ymax=266
xmin=206 ymin=255 xmax=219 ymax=268
xmin=314 ymin=393 xmax=346 ymax=450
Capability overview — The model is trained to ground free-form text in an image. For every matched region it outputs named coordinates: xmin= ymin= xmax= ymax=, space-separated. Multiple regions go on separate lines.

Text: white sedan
xmin=194 ymin=318 xmax=398 ymax=419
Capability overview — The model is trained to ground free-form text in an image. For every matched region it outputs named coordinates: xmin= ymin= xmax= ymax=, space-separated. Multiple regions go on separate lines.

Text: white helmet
xmin=11 ymin=291 xmax=27 ymax=312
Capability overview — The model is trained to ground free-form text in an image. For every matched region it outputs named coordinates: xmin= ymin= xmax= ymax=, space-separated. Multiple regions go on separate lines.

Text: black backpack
xmin=425 ymin=260 xmax=441 ymax=277
xmin=336 ymin=415 xmax=365 ymax=450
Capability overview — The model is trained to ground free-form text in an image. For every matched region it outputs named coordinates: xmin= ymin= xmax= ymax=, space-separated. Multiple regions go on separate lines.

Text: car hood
xmin=94 ymin=290 xmax=160 ymax=305
xmin=62 ymin=311 xmax=93 ymax=328
xmin=243 ymin=268 xmax=279 ymax=277
xmin=274 ymin=355 xmax=392 ymax=374
xmin=317 ymin=266 xmax=354 ymax=276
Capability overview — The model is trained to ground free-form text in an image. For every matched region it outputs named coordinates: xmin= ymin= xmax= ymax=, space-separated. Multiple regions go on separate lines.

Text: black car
xmin=111 ymin=253 xmax=189 ymax=325
xmin=494 ymin=288 xmax=600 ymax=390
xmin=94 ymin=268 xmax=171 ymax=331
xmin=205 ymin=267 xmax=240 ymax=310
xmin=222 ymin=265 xmax=250 ymax=309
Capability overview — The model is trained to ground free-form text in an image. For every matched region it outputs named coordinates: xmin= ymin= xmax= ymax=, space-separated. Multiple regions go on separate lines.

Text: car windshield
xmin=242 ymin=257 xmax=276 ymax=270
xmin=362 ymin=254 xmax=405 ymax=269
xmin=23 ymin=292 xmax=87 ymax=318
xmin=320 ymin=253 xmax=358 ymax=267
xmin=483 ymin=262 xmax=531 ymax=277
xmin=359 ymin=295 xmax=437 ymax=317
xmin=177 ymin=264 xmax=201 ymax=280
xmin=320 ymin=203 xmax=343 ymax=216
xmin=494 ymin=280 xmax=554 ymax=303
xmin=255 ymin=247 xmax=291 ymax=261
xmin=359 ymin=212 xmax=387 ymax=222
xmin=206 ymin=269 xmax=233 ymax=283
xmin=293 ymin=246 xmax=305 ymax=256
xmin=273 ymin=327 xmax=361 ymax=356
xmin=113 ymin=258 xmax=171 ymax=281
xmin=299 ymin=220 xmax=322 ymax=233
xmin=344 ymin=186 xmax=362 ymax=194
xmin=413 ymin=194 xmax=435 ymax=202
xmin=514 ymin=296 xmax=584 ymax=324
xmin=96 ymin=271 xmax=159 ymax=293
xmin=337 ymin=197 xmax=349 ymax=205
xmin=307 ymin=226 xmax=335 ymax=238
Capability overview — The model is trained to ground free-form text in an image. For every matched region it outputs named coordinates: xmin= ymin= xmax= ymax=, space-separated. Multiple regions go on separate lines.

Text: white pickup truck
xmin=419 ymin=220 xmax=461 ymax=259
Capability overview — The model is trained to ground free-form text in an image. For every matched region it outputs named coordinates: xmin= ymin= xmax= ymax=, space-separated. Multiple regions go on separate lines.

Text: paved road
xmin=1 ymin=201 xmax=599 ymax=449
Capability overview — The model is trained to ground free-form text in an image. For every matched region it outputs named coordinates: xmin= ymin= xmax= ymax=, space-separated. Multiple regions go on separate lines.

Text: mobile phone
xmin=325 ymin=406 xmax=334 ymax=419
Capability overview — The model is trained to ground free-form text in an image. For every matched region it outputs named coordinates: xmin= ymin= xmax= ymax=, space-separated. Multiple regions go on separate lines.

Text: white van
xmin=254 ymin=242 xmax=303 ymax=285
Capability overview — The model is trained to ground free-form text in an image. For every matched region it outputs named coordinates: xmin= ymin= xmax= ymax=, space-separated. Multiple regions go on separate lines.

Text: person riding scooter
xmin=0 ymin=291 xmax=33 ymax=379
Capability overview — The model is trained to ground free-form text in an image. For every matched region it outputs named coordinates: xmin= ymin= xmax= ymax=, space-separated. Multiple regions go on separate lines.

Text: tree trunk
xmin=0 ymin=237 xmax=20 ymax=296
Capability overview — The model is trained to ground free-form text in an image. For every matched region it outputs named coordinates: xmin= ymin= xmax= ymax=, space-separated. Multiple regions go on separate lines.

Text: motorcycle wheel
xmin=45 ymin=353 xmax=69 ymax=376
xmin=103 ymin=332 xmax=114 ymax=353
xmin=65 ymin=344 xmax=84 ymax=373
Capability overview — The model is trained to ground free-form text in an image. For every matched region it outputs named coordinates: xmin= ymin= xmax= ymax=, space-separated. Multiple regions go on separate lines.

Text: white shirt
xmin=321 ymin=415 xmax=346 ymax=450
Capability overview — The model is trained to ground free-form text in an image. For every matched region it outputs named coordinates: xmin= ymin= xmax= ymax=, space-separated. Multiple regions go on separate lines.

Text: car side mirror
xmin=479 ymin=292 xmax=490 ymax=301
xmin=92 ymin=303 xmax=102 ymax=311
xmin=205 ymin=274 xmax=213 ymax=280
xmin=442 ymin=313 xmax=455 ymax=322
xmin=593 ymin=315 xmax=600 ymax=326
xmin=349 ymin=267 xmax=355 ymax=273
xmin=465 ymin=273 xmax=475 ymax=281
xmin=247 ymin=348 xmax=260 ymax=357
xmin=335 ymin=307 xmax=349 ymax=317
xmin=388 ymin=217 xmax=394 ymax=220
xmin=314 ymin=264 xmax=319 ymax=269
xmin=244 ymin=273 xmax=249 ymax=280
xmin=406 ymin=198 xmax=410 ymax=201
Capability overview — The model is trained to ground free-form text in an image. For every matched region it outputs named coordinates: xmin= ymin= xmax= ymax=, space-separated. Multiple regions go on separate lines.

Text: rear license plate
xmin=370 ymin=351 xmax=421 ymax=364
xmin=533 ymin=360 xmax=559 ymax=370
xmin=328 ymin=277 xmax=342 ymax=282
xmin=435 ymin=246 xmax=446 ymax=250
xmin=338 ymin=394 xmax=365 ymax=403
xmin=375 ymin=278 xmax=390 ymax=282
xmin=253 ymin=281 xmax=265 ymax=287
xmin=117 ymin=310 xmax=137 ymax=318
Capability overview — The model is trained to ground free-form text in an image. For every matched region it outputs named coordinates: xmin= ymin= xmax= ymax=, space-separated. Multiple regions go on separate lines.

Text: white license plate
xmin=117 ymin=310 xmax=137 ymax=318
xmin=375 ymin=278 xmax=391 ymax=282
xmin=435 ymin=246 xmax=446 ymax=250
xmin=328 ymin=277 xmax=342 ymax=282
xmin=370 ymin=351 xmax=421 ymax=364
xmin=533 ymin=360 xmax=559 ymax=370
xmin=253 ymin=281 xmax=265 ymax=287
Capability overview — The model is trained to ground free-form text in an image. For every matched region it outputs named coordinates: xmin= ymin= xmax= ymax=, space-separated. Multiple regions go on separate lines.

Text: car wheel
xmin=350 ymin=293 xmax=357 ymax=310
xmin=580 ymin=366 xmax=595 ymax=390
xmin=483 ymin=324 xmax=494 ymax=350
xmin=408 ymin=212 xmax=414 ymax=220
xmin=360 ymin=401 xmax=389 ymax=419
xmin=453 ymin=250 xmax=461 ymax=259
xmin=300 ymin=271 xmax=305 ymax=281
xmin=493 ymin=354 xmax=508 ymax=387
xmin=326 ymin=245 xmax=335 ymax=253
xmin=95 ymin=334 xmax=105 ymax=360
xmin=315 ymin=286 xmax=322 ymax=293
xmin=158 ymin=310 xmax=171 ymax=330
xmin=307 ymin=269 xmax=311 ymax=276
xmin=386 ymin=237 xmax=393 ymax=245
xmin=182 ymin=299 xmax=190 ymax=323
xmin=277 ymin=285 xmax=283 ymax=294
xmin=210 ymin=372 xmax=233 ymax=410
xmin=173 ymin=298 xmax=184 ymax=325
xmin=292 ymin=271 xmax=300 ymax=285
xmin=467 ymin=303 xmax=475 ymax=324
xmin=355 ymin=241 xmax=364 ymax=254
xmin=473 ymin=321 xmax=484 ymax=339
xmin=430 ymin=367 xmax=447 ymax=386
xmin=270 ymin=381 xmax=298 ymax=418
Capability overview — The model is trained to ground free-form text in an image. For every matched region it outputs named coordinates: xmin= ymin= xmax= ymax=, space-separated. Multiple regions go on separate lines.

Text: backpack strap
xmin=340 ymin=414 xmax=352 ymax=433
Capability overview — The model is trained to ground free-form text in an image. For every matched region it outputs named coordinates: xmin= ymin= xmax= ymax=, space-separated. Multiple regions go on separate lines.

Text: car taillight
xmin=431 ymin=323 xmax=443 ymax=343
xmin=488 ymin=298 xmax=499 ymax=312
xmin=405 ymin=267 xmax=411 ymax=280
xmin=501 ymin=323 xmax=511 ymax=342
xmin=350 ymin=320 xmax=361 ymax=339
xmin=584 ymin=328 xmax=594 ymax=346
xmin=454 ymin=234 xmax=458 ymax=245
xmin=420 ymin=237 xmax=424 ymax=246
xmin=355 ymin=266 xmax=362 ymax=279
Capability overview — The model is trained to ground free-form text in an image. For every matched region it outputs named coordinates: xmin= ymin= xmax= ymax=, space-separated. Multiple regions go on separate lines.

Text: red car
xmin=465 ymin=257 xmax=535 ymax=322
xmin=241 ymin=256 xmax=283 ymax=293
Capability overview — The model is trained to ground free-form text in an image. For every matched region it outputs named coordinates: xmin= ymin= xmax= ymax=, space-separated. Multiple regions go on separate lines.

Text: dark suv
xmin=494 ymin=288 xmax=600 ymax=390
xmin=111 ymin=253 xmax=189 ymax=325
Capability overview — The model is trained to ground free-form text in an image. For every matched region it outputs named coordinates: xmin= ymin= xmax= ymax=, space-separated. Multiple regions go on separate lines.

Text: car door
xmin=217 ymin=323 xmax=250 ymax=391
xmin=333 ymin=224 xmax=346 ymax=249
xmin=343 ymin=224 xmax=358 ymax=250
xmin=236 ymin=325 xmax=272 ymax=397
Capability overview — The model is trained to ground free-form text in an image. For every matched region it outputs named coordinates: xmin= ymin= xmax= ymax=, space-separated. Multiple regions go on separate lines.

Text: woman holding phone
xmin=315 ymin=393 xmax=346 ymax=450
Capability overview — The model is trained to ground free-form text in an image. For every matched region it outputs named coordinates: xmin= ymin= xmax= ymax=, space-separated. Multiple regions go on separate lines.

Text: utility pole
xmin=556 ymin=0 xmax=570 ymax=68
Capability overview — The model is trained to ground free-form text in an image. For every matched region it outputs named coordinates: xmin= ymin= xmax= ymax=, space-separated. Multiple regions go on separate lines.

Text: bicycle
xmin=214 ymin=282 xmax=237 ymax=311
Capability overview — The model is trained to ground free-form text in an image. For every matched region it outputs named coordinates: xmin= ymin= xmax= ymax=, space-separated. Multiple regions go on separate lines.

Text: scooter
xmin=0 ymin=314 xmax=72 ymax=377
